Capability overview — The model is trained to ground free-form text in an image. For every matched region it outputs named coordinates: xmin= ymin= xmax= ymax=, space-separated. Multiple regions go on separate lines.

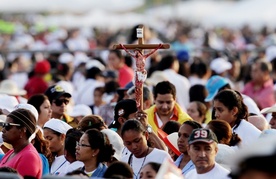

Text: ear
xmin=118 ymin=117 xmax=126 ymax=125
xmin=232 ymin=107 xmax=238 ymax=116
xmin=60 ymin=134 xmax=66 ymax=144
xmin=93 ymin=148 xmax=100 ymax=157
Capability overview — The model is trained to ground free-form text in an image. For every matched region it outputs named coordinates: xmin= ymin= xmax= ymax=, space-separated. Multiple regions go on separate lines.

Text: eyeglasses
xmin=0 ymin=122 xmax=21 ymax=131
xmin=54 ymin=99 xmax=70 ymax=106
xmin=76 ymin=141 xmax=91 ymax=148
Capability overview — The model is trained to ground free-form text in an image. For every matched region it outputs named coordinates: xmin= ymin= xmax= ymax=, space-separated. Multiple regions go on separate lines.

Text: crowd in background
xmin=0 ymin=18 xmax=275 ymax=179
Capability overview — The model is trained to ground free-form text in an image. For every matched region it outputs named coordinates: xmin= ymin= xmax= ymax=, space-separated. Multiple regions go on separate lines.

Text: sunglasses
xmin=76 ymin=141 xmax=91 ymax=148
xmin=0 ymin=122 xmax=21 ymax=131
xmin=54 ymin=99 xmax=70 ymax=106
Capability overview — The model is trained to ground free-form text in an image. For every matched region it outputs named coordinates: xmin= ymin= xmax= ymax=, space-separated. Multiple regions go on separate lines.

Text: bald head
xmin=248 ymin=115 xmax=270 ymax=131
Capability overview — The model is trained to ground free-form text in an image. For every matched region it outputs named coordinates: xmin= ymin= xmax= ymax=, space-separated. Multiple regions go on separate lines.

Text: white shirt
xmin=63 ymin=161 xmax=84 ymax=175
xmin=233 ymin=119 xmax=261 ymax=147
xmin=121 ymin=148 xmax=172 ymax=179
xmin=185 ymin=162 xmax=230 ymax=179
xmin=50 ymin=155 xmax=70 ymax=175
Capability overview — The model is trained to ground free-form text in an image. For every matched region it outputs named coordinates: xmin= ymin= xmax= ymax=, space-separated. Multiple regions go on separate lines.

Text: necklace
xmin=130 ymin=147 xmax=150 ymax=179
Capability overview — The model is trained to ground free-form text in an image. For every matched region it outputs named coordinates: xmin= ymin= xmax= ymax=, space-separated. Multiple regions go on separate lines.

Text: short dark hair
xmin=103 ymin=161 xmax=133 ymax=178
xmin=153 ymin=81 xmax=176 ymax=99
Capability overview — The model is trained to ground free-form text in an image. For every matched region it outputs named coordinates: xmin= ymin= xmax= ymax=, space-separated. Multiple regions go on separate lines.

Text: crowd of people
xmin=0 ymin=20 xmax=275 ymax=179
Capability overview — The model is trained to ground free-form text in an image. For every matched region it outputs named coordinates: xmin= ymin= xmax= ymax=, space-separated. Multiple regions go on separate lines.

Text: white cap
xmin=3 ymin=103 xmax=39 ymax=122
xmin=44 ymin=118 xmax=72 ymax=134
xmin=210 ymin=57 xmax=232 ymax=74
xmin=0 ymin=95 xmax=19 ymax=113
xmin=74 ymin=52 xmax=89 ymax=67
xmin=68 ymin=104 xmax=92 ymax=117
xmin=58 ymin=53 xmax=74 ymax=64
xmin=85 ymin=59 xmax=105 ymax=71
xmin=101 ymin=129 xmax=124 ymax=161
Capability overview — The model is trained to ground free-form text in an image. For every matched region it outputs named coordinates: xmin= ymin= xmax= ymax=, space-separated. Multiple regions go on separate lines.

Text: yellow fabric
xmin=62 ymin=114 xmax=78 ymax=128
xmin=146 ymin=103 xmax=192 ymax=133
xmin=204 ymin=109 xmax=212 ymax=124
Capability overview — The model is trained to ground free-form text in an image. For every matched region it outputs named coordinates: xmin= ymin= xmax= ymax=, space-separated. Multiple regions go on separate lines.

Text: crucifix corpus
xmin=113 ymin=25 xmax=170 ymax=110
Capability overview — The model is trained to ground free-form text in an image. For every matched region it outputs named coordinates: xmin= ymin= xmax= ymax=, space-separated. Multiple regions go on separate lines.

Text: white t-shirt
xmin=63 ymin=161 xmax=84 ymax=175
xmin=121 ymin=148 xmax=172 ymax=179
xmin=233 ymin=119 xmax=261 ymax=147
xmin=185 ymin=163 xmax=230 ymax=179
xmin=50 ymin=155 xmax=70 ymax=175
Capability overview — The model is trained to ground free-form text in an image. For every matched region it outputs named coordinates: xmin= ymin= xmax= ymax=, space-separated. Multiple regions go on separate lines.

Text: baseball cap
xmin=108 ymin=99 xmax=137 ymax=129
xmin=210 ymin=57 xmax=232 ymax=74
xmin=188 ymin=128 xmax=218 ymax=145
xmin=44 ymin=85 xmax=71 ymax=102
xmin=34 ymin=60 xmax=50 ymax=74
xmin=205 ymin=75 xmax=229 ymax=102
xmin=260 ymin=105 xmax=276 ymax=114
xmin=102 ymin=70 xmax=118 ymax=79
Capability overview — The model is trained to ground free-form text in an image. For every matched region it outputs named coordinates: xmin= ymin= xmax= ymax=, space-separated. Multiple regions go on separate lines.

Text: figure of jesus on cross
xmin=113 ymin=25 xmax=170 ymax=110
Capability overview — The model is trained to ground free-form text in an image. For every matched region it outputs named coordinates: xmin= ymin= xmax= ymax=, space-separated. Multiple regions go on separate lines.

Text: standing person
xmin=27 ymin=93 xmax=52 ymax=129
xmin=146 ymin=81 xmax=192 ymax=133
xmin=186 ymin=128 xmax=230 ymax=179
xmin=0 ymin=108 xmax=42 ymax=178
xmin=44 ymin=85 xmax=77 ymax=128
xmin=76 ymin=129 xmax=115 ymax=178
xmin=242 ymin=60 xmax=275 ymax=109
xmin=187 ymin=101 xmax=207 ymax=126
xmin=107 ymin=50 xmax=134 ymax=88
xmin=64 ymin=128 xmax=84 ymax=174
xmin=121 ymin=119 xmax=172 ymax=179
xmin=213 ymin=89 xmax=261 ymax=147
xmin=175 ymin=121 xmax=202 ymax=176
xmin=43 ymin=118 xmax=72 ymax=175
xmin=156 ymin=54 xmax=191 ymax=110
xmin=24 ymin=60 xmax=50 ymax=99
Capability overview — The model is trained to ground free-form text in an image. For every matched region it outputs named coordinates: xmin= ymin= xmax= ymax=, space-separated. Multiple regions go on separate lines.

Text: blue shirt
xmin=174 ymin=154 xmax=195 ymax=175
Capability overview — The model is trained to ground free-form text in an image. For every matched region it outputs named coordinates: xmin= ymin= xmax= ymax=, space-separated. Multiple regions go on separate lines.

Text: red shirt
xmin=24 ymin=76 xmax=48 ymax=99
xmin=118 ymin=64 xmax=134 ymax=87
xmin=0 ymin=144 xmax=42 ymax=178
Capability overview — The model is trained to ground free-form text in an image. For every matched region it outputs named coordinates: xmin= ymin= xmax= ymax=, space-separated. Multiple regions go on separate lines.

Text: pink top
xmin=0 ymin=143 xmax=42 ymax=178
xmin=242 ymin=79 xmax=275 ymax=109
xmin=118 ymin=64 xmax=134 ymax=87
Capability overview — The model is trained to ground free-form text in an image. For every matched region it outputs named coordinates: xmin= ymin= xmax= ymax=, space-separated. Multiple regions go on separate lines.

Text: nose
xmin=162 ymin=103 xmax=168 ymax=109
xmin=198 ymin=150 xmax=206 ymax=157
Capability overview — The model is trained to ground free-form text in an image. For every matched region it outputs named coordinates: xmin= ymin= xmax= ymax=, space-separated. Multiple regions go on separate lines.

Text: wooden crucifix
xmin=113 ymin=25 xmax=170 ymax=110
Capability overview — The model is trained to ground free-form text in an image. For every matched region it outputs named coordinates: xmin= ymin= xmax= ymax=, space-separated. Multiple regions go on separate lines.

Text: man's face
xmin=51 ymin=96 xmax=70 ymax=116
xmin=269 ymin=112 xmax=276 ymax=129
xmin=187 ymin=142 xmax=218 ymax=174
xmin=154 ymin=94 xmax=175 ymax=116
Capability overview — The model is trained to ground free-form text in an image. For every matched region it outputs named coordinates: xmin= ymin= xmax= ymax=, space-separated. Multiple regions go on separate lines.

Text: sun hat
xmin=260 ymin=104 xmax=276 ymax=114
xmin=0 ymin=79 xmax=26 ymax=96
xmin=0 ymin=95 xmax=19 ymax=113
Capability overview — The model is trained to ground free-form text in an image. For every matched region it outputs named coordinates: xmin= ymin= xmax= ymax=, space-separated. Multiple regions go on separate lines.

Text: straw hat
xmin=0 ymin=79 xmax=26 ymax=96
